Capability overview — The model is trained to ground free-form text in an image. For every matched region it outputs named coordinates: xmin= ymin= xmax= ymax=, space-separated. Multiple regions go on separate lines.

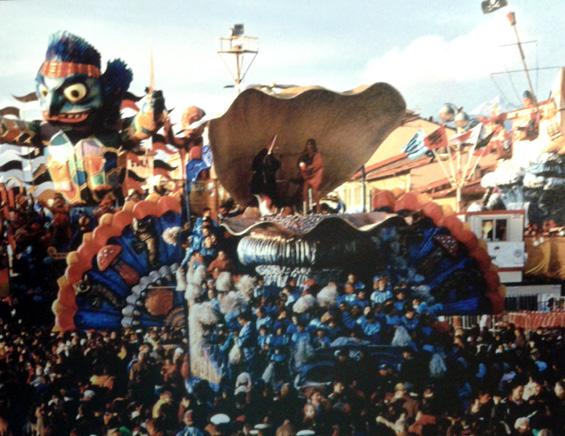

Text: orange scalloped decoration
xmin=372 ymin=190 xmax=396 ymax=211
xmin=98 ymin=213 xmax=114 ymax=226
xmin=421 ymin=202 xmax=443 ymax=225
xmin=484 ymin=268 xmax=500 ymax=292
xmin=76 ymin=242 xmax=100 ymax=266
xmin=132 ymin=200 xmax=159 ymax=219
xmin=439 ymin=214 xmax=464 ymax=238
xmin=391 ymin=188 xmax=405 ymax=198
xmin=57 ymin=276 xmax=69 ymax=290
xmin=53 ymin=193 xmax=182 ymax=331
xmin=52 ymin=299 xmax=75 ymax=316
xmin=55 ymin=311 xmax=76 ymax=331
xmin=145 ymin=192 xmax=161 ymax=203
xmin=112 ymin=210 xmax=134 ymax=230
xmin=469 ymin=247 xmax=492 ymax=270
xmin=65 ymin=252 xmax=78 ymax=266
xmin=394 ymin=192 xmax=422 ymax=212
xmin=416 ymin=193 xmax=432 ymax=205
xmin=441 ymin=204 xmax=455 ymax=216
xmin=57 ymin=284 xmax=77 ymax=309
xmin=92 ymin=224 xmax=122 ymax=245
xmin=457 ymin=229 xmax=479 ymax=252
xmin=65 ymin=263 xmax=89 ymax=286
xmin=157 ymin=195 xmax=182 ymax=215
xmin=81 ymin=232 xmax=93 ymax=243
xmin=374 ymin=189 xmax=500 ymax=310
xmin=122 ymin=200 xmax=136 ymax=213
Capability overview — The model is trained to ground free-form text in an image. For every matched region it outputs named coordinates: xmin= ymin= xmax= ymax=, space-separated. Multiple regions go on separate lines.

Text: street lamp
xmin=218 ymin=24 xmax=259 ymax=93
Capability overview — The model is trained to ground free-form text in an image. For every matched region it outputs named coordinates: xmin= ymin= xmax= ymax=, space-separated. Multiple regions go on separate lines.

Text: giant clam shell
xmin=208 ymin=83 xmax=406 ymax=205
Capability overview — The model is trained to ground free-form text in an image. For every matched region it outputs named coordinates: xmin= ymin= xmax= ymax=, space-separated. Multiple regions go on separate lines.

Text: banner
xmin=481 ymin=0 xmax=507 ymax=14
xmin=424 ymin=125 xmax=448 ymax=150
xmin=402 ymin=130 xmax=432 ymax=160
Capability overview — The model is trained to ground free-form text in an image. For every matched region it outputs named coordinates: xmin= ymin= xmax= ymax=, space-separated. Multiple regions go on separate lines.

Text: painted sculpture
xmin=52 ymin=193 xmax=185 ymax=330
xmin=0 ymin=31 xmax=166 ymax=205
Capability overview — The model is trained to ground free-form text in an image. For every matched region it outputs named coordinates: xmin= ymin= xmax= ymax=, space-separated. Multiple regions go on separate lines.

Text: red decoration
xmin=372 ymin=190 xmax=396 ymax=211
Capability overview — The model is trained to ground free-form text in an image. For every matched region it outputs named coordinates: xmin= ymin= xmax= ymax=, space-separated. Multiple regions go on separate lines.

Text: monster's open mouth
xmin=43 ymin=110 xmax=90 ymax=123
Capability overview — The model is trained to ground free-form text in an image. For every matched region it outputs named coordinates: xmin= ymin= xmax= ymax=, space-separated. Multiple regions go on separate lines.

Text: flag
xmin=202 ymin=145 xmax=213 ymax=168
xmin=124 ymin=169 xmax=146 ymax=193
xmin=18 ymin=148 xmax=43 ymax=160
xmin=481 ymin=0 xmax=507 ymax=14
xmin=450 ymin=123 xmax=483 ymax=147
xmin=126 ymin=151 xmax=142 ymax=165
xmin=402 ymin=130 xmax=433 ymax=160
xmin=473 ymin=131 xmax=496 ymax=156
xmin=153 ymin=159 xmax=177 ymax=179
xmin=152 ymin=134 xmax=175 ymax=155
xmin=0 ymin=106 xmax=20 ymax=117
xmin=424 ymin=126 xmax=448 ymax=150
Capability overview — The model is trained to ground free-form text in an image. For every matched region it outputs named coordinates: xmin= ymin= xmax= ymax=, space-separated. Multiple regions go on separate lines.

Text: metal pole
xmin=508 ymin=12 xmax=538 ymax=105
xmin=235 ymin=51 xmax=242 ymax=93
xmin=456 ymin=144 xmax=463 ymax=212
xmin=456 ymin=183 xmax=462 ymax=213
xmin=361 ymin=165 xmax=367 ymax=213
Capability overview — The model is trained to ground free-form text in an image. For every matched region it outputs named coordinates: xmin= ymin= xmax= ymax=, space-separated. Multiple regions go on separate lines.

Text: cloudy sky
xmin=1 ymin=0 xmax=564 ymax=121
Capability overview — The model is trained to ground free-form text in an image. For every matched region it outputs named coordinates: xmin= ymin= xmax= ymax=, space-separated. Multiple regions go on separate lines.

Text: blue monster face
xmin=36 ymin=74 xmax=103 ymax=124
xmin=35 ymin=32 xmax=104 ymax=128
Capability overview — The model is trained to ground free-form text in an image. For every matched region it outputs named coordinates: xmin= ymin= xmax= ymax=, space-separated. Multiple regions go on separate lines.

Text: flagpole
xmin=444 ymin=141 xmax=458 ymax=184
xmin=429 ymin=149 xmax=455 ymax=186
xmin=456 ymin=143 xmax=463 ymax=212
xmin=461 ymin=139 xmax=479 ymax=181
xmin=465 ymin=146 xmax=489 ymax=184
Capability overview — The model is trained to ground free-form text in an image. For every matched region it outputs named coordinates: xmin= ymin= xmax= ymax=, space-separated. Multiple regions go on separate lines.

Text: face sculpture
xmin=31 ymin=32 xmax=134 ymax=204
xmin=35 ymin=32 xmax=107 ymax=132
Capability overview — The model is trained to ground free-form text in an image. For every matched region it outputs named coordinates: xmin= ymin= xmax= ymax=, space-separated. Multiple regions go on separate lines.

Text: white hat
xmin=296 ymin=431 xmax=316 ymax=436
xmin=210 ymin=413 xmax=230 ymax=425
xmin=514 ymin=416 xmax=530 ymax=430
xmin=82 ymin=389 xmax=96 ymax=400
xmin=255 ymin=423 xmax=272 ymax=430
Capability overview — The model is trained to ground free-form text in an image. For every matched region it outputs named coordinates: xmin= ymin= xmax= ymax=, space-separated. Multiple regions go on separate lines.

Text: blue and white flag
xmin=402 ymin=130 xmax=432 ymax=160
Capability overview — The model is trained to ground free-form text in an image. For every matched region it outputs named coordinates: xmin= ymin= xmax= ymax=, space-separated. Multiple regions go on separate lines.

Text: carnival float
xmin=0 ymin=32 xmax=508 ymax=388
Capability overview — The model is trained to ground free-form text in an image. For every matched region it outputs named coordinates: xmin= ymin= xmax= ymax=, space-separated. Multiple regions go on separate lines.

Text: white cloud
xmin=362 ymin=14 xmax=523 ymax=90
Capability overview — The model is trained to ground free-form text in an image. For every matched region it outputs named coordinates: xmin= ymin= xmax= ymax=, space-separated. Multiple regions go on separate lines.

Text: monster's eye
xmin=39 ymin=84 xmax=49 ymax=99
xmin=63 ymin=83 xmax=88 ymax=103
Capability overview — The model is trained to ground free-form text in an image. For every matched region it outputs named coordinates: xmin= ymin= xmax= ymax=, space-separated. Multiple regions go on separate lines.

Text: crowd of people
xmin=0 ymin=184 xmax=563 ymax=435
xmin=0 ymin=314 xmax=563 ymax=435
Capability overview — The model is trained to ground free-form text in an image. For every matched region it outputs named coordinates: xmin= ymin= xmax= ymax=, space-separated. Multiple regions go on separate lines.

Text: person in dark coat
xmin=250 ymin=135 xmax=281 ymax=205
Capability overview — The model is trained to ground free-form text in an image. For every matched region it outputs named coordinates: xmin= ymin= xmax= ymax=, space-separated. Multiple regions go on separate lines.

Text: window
xmin=481 ymin=218 xmax=507 ymax=241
